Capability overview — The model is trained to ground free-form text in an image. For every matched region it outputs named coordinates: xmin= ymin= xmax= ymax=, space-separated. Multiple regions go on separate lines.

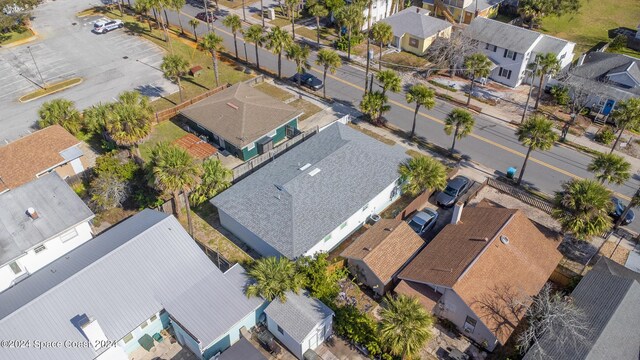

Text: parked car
xmin=610 ymin=197 xmax=635 ymax=225
xmin=290 ymin=72 xmax=324 ymax=91
xmin=93 ymin=19 xmax=123 ymax=34
xmin=407 ymin=208 xmax=439 ymax=235
xmin=196 ymin=11 xmax=217 ymax=23
xmin=435 ymin=176 xmax=471 ymax=207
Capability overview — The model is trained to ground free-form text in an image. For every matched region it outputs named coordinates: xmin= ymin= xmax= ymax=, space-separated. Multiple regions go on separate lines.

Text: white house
xmin=264 ymin=291 xmax=334 ymax=359
xmin=464 ymin=17 xmax=575 ymax=88
xmin=361 ymin=0 xmax=396 ymax=29
xmin=0 ymin=173 xmax=94 ymax=291
xmin=212 ymin=123 xmax=409 ymax=259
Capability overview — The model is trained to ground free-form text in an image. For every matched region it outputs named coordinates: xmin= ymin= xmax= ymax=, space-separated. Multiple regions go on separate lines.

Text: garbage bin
xmin=506 ymin=167 xmax=517 ymax=179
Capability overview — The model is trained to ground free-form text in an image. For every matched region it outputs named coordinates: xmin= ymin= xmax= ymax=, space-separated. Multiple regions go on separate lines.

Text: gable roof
xmin=341 ymin=219 xmax=424 ymax=284
xmin=0 ymin=210 xmax=261 ymax=360
xmin=264 ymin=291 xmax=334 ymax=343
xmin=381 ymin=6 xmax=451 ymax=40
xmin=523 ymin=258 xmax=640 ymax=360
xmin=0 ymin=173 xmax=94 ymax=266
xmin=0 ymin=125 xmax=82 ymax=191
xmin=400 ymin=202 xmax=562 ymax=344
xmin=180 ymin=82 xmax=302 ymax=149
xmin=532 ymin=35 xmax=573 ymax=55
xmin=465 ymin=17 xmax=542 ymax=54
xmin=212 ymin=123 xmax=408 ymax=258
xmin=570 ymin=52 xmax=640 ymax=99
xmin=218 ymin=337 xmax=267 ymax=360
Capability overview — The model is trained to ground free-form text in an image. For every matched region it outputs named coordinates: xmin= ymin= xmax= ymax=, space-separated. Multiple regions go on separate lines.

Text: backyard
xmin=138 ymin=120 xmax=189 ymax=162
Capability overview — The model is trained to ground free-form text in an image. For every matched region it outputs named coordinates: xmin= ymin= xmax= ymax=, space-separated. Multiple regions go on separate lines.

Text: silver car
xmin=436 ymin=176 xmax=471 ymax=207
xmin=407 ymin=208 xmax=439 ymax=235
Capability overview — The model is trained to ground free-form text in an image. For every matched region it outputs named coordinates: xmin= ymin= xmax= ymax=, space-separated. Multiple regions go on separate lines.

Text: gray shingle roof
xmin=0 ymin=210 xmax=262 ymax=360
xmin=180 ymin=82 xmax=302 ymax=148
xmin=523 ymin=258 xmax=640 ymax=360
xmin=569 ymin=52 xmax=640 ymax=99
xmin=218 ymin=337 xmax=266 ymax=360
xmin=381 ymin=7 xmax=451 ymax=40
xmin=532 ymin=35 xmax=572 ymax=55
xmin=0 ymin=173 xmax=94 ymax=265
xmin=264 ymin=291 xmax=334 ymax=343
xmin=212 ymin=123 xmax=408 ymax=258
xmin=465 ymin=17 xmax=542 ymax=54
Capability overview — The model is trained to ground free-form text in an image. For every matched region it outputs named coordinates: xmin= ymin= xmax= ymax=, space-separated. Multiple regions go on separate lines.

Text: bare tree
xmin=89 ymin=173 xmax=130 ymax=212
xmin=555 ymin=71 xmax=606 ymax=141
xmin=472 ymin=284 xmax=528 ymax=344
xmin=518 ymin=284 xmax=590 ymax=359
xmin=426 ymin=31 xmax=477 ymax=77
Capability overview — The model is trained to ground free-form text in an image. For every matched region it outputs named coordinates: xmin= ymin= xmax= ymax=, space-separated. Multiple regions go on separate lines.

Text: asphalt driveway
xmin=0 ymin=0 xmax=175 ymax=143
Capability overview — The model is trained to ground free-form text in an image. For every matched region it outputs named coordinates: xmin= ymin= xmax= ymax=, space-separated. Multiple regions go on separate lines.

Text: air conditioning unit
xmin=257 ymin=136 xmax=273 ymax=155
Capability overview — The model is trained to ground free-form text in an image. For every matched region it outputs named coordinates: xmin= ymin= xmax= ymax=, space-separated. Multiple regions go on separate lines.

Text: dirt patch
xmin=599 ymin=240 xmax=631 ymax=265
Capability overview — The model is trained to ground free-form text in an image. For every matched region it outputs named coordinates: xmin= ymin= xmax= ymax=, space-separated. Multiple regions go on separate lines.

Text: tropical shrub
xmin=550 ymin=85 xmax=570 ymax=106
xmin=594 ymin=127 xmax=615 ymax=145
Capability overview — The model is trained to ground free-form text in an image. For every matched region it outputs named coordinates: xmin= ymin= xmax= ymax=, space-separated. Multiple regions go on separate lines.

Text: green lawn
xmin=138 ymin=121 xmax=189 ymax=161
xmin=295 ymin=26 xmax=337 ymax=45
xmin=290 ymin=98 xmax=323 ymax=121
xmin=382 ymin=51 xmax=429 ymax=68
xmin=19 ymin=77 xmax=83 ymax=102
xmin=0 ymin=27 xmax=34 ymax=46
xmin=539 ymin=0 xmax=640 ymax=54
xmin=253 ymin=82 xmax=294 ymax=102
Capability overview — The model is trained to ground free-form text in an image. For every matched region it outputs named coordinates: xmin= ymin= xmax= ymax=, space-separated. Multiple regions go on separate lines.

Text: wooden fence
xmin=153 ymin=84 xmax=228 ymax=123
xmin=487 ymin=178 xmax=554 ymax=214
xmin=231 ymin=126 xmax=320 ymax=182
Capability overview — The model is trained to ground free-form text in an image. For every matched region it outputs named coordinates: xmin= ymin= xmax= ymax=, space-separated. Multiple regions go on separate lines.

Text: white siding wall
xmin=217 ymin=209 xmax=283 ymax=257
xmin=361 ymin=0 xmax=395 ymax=29
xmin=304 ymin=179 xmax=401 ymax=257
xmin=266 ymin=314 xmax=302 ymax=359
xmin=267 ymin=313 xmax=333 ymax=359
xmin=477 ymin=41 xmax=529 ymax=87
xmin=0 ymin=221 xmax=93 ymax=291
xmin=300 ymin=316 xmax=333 ymax=357
xmin=438 ymin=289 xmax=499 ymax=350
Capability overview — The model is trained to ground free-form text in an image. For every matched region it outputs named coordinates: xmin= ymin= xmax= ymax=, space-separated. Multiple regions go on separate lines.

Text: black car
xmin=196 ymin=11 xmax=217 ymax=23
xmin=290 ymin=73 xmax=323 ymax=91
xmin=610 ymin=197 xmax=635 ymax=225
xmin=435 ymin=176 xmax=471 ymax=207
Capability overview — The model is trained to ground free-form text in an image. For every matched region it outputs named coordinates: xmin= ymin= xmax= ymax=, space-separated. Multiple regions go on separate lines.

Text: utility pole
xmin=521 ymin=61 xmax=538 ymax=123
xmin=27 ymin=46 xmax=46 ymax=90
xmin=203 ymin=0 xmax=211 ymax=32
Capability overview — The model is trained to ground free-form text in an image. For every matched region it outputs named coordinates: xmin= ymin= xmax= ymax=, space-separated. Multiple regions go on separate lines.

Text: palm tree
xmin=463 ymin=53 xmax=492 ymax=106
xmin=149 ymin=142 xmax=202 ymax=234
xmin=285 ymin=0 xmax=301 ymax=39
xmin=516 ymin=115 xmax=558 ymax=185
xmin=189 ymin=158 xmax=232 ymax=206
xmin=147 ymin=0 xmax=170 ymax=42
xmin=379 ymin=295 xmax=434 ymax=359
xmin=189 ymin=18 xmax=200 ymax=42
xmin=533 ymin=52 xmax=560 ymax=109
xmin=335 ymin=4 xmax=364 ymax=60
xmin=315 ymin=48 xmax=342 ymax=99
xmin=444 ymin=108 xmax=475 ymax=153
xmin=169 ymin=0 xmax=186 ymax=34
xmin=308 ymin=0 xmax=328 ymax=46
xmin=37 ymin=98 xmax=82 ymax=135
xmin=552 ymin=179 xmax=612 ymax=240
xmin=286 ymin=43 xmax=311 ymax=88
xmin=134 ymin=0 xmax=154 ymax=31
xmin=160 ymin=54 xmax=189 ymax=102
xmin=267 ymin=26 xmax=293 ymax=78
xmin=105 ymin=91 xmax=153 ymax=158
xmin=376 ymin=69 xmax=401 ymax=97
xmin=370 ymin=21 xmax=393 ymax=71
xmin=405 ymin=84 xmax=435 ymax=139
xmin=82 ymin=102 xmax=113 ymax=135
xmin=610 ymin=98 xmax=640 ymax=154
xmin=222 ymin=14 xmax=242 ymax=60
xmin=199 ymin=32 xmax=225 ymax=87
xmin=587 ymin=153 xmax=630 ymax=185
xmin=398 ymin=155 xmax=447 ymax=196
xmin=245 ymin=25 xmax=265 ymax=70
xmin=246 ymin=257 xmax=307 ymax=302
xmin=360 ymin=91 xmax=389 ymax=125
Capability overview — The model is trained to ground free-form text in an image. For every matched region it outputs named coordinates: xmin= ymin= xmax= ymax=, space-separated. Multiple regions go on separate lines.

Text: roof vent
xmin=500 ymin=235 xmax=510 ymax=244
xmin=299 ymin=163 xmax=311 ymax=171
xmin=384 ymin=227 xmax=394 ymax=232
xmin=363 ymin=247 xmax=372 ymax=251
xmin=226 ymin=102 xmax=239 ymax=110
xmin=26 ymin=207 xmax=39 ymax=220
xmin=308 ymin=168 xmax=321 ymax=176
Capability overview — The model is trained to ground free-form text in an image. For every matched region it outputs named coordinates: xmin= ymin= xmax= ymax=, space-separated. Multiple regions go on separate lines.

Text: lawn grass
xmin=19 ymin=77 xmax=83 ymax=102
xmin=610 ymin=47 xmax=640 ymax=59
xmin=0 ymin=27 xmax=35 ymax=46
xmin=295 ymin=26 xmax=337 ymax=45
xmin=353 ymin=42 xmax=381 ymax=57
xmin=289 ymin=98 xmax=323 ymax=121
xmin=270 ymin=17 xmax=291 ymax=27
xmin=381 ymin=51 xmax=428 ymax=68
xmin=539 ymin=0 xmax=640 ymax=54
xmin=347 ymin=123 xmax=396 ymax=145
xmin=253 ymin=82 xmax=294 ymax=101
xmin=138 ymin=120 xmax=189 ymax=161
xmin=216 ymin=0 xmax=247 ymax=10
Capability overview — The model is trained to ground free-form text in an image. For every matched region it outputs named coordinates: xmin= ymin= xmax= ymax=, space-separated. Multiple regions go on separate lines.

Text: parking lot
xmin=0 ymin=0 xmax=176 ymax=143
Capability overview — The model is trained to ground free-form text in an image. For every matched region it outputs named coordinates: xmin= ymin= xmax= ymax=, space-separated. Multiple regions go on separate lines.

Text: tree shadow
xmin=470 ymin=283 xmax=529 ymax=345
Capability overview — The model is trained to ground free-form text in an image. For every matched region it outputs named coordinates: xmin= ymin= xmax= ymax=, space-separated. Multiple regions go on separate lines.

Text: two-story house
xmin=422 ymin=0 xmax=505 ymax=24
xmin=464 ymin=17 xmax=575 ymax=88
xmin=0 ymin=173 xmax=94 ymax=291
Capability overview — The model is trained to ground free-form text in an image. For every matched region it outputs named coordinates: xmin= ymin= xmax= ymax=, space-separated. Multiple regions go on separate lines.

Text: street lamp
xmin=27 ymin=46 xmax=46 ymax=90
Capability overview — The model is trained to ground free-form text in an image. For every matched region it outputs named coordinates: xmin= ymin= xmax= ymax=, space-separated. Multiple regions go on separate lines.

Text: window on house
xmin=463 ymin=316 xmax=477 ymax=333
xmin=34 ymin=245 xmax=46 ymax=254
xmin=362 ymin=203 xmax=369 ymax=211
xmin=150 ymin=314 xmax=158 ymax=322
xmin=277 ymin=325 xmax=284 ymax=335
xmin=122 ymin=333 xmax=134 ymax=344
xmin=408 ymin=37 xmax=419 ymax=48
xmin=503 ymin=49 xmax=517 ymax=60
xmin=323 ymin=234 xmax=332 ymax=242
xmin=246 ymin=143 xmax=255 ymax=151
xmin=485 ymin=43 xmax=497 ymax=52
xmin=60 ymin=228 xmax=78 ymax=243
xmin=9 ymin=261 xmax=21 ymax=274
xmin=268 ymin=129 xmax=277 ymax=137
xmin=140 ymin=320 xmax=149 ymax=329
xmin=340 ymin=221 xmax=348 ymax=230
xmin=498 ymin=67 xmax=512 ymax=79
xmin=560 ymin=53 xmax=566 ymax=60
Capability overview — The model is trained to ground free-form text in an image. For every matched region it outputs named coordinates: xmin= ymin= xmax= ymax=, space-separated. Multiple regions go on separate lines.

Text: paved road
xmin=0 ymin=0 xmax=174 ymax=143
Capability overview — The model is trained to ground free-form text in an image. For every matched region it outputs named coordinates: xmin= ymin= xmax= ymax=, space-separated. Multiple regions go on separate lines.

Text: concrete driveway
xmin=0 ymin=0 xmax=175 ymax=143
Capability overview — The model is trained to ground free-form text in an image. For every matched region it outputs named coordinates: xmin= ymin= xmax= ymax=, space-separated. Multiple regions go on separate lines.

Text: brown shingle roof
xmin=0 ymin=125 xmax=80 ymax=191
xmin=395 ymin=280 xmax=441 ymax=313
xmin=179 ymin=82 xmax=302 ymax=149
xmin=341 ymin=219 xmax=425 ymax=284
xmin=172 ymin=133 xmax=217 ymax=160
xmin=399 ymin=203 xmax=562 ymax=345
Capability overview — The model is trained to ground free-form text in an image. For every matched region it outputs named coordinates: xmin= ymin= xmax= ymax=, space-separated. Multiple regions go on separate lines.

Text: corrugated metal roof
xmin=212 ymin=123 xmax=408 ymax=258
xmin=0 ymin=173 xmax=94 ymax=265
xmin=0 ymin=210 xmax=260 ymax=360
xmin=264 ymin=291 xmax=333 ymax=343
